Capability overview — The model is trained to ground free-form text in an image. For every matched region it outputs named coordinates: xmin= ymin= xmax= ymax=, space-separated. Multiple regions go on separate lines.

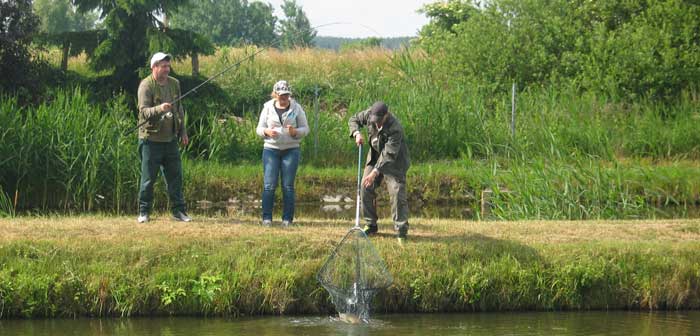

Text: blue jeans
xmin=262 ymin=147 xmax=300 ymax=222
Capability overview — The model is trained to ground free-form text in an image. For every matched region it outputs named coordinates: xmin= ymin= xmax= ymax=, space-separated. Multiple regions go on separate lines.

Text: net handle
xmin=355 ymin=144 xmax=362 ymax=228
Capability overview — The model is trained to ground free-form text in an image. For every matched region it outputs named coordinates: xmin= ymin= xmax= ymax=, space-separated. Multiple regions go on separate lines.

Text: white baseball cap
xmin=150 ymin=52 xmax=171 ymax=68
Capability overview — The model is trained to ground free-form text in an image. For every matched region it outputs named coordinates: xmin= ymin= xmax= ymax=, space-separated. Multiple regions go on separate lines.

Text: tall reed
xmin=179 ymin=47 xmax=699 ymax=166
xmin=0 ymin=89 xmax=138 ymax=211
xmin=3 ymin=47 xmax=699 ymax=216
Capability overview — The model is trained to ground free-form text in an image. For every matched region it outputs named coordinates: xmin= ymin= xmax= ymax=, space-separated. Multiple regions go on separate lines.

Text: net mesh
xmin=317 ymin=227 xmax=393 ymax=322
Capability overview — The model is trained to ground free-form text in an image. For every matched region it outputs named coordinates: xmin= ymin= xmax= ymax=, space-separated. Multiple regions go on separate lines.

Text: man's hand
xmin=362 ymin=170 xmax=378 ymax=188
xmin=285 ymin=125 xmax=297 ymax=137
xmin=159 ymin=102 xmax=172 ymax=112
xmin=181 ymin=134 xmax=189 ymax=146
xmin=355 ymin=133 xmax=364 ymax=146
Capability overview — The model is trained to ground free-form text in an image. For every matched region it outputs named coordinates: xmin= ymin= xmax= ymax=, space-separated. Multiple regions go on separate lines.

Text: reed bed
xmin=2 ymin=48 xmax=699 ymax=217
xmin=0 ymin=89 xmax=138 ymax=212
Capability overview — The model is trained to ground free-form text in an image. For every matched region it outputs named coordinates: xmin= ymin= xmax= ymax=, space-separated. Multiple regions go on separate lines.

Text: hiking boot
xmin=362 ymin=224 xmax=378 ymax=235
xmin=262 ymin=219 xmax=272 ymax=227
xmin=282 ymin=220 xmax=291 ymax=227
xmin=173 ymin=211 xmax=192 ymax=222
xmin=137 ymin=212 xmax=149 ymax=223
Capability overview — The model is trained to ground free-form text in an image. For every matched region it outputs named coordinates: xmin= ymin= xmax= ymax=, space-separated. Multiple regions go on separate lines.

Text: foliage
xmin=418 ymin=0 xmax=479 ymax=36
xmin=338 ymin=37 xmax=383 ymax=52
xmin=0 ymin=0 xmax=40 ymax=92
xmin=70 ymin=0 xmax=204 ymax=93
xmin=417 ymin=0 xmax=700 ymax=100
xmin=32 ymin=0 xmax=99 ymax=34
xmin=170 ymin=0 xmax=276 ymax=46
xmin=277 ymin=0 xmax=316 ymax=49
xmin=34 ymin=29 xmax=106 ymax=57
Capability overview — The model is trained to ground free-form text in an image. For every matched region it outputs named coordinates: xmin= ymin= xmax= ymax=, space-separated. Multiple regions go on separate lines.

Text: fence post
xmin=314 ymin=84 xmax=320 ymax=161
xmin=511 ymin=82 xmax=516 ymax=139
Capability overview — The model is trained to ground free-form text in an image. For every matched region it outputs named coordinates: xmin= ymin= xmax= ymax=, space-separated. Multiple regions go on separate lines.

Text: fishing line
xmin=123 ymin=21 xmax=369 ymax=136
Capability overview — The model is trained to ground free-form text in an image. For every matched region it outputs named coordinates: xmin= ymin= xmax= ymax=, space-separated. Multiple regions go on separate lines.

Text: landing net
xmin=316 ymin=227 xmax=393 ymax=323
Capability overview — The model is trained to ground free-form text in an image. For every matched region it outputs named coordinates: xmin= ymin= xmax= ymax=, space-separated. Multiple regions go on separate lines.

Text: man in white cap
xmin=136 ymin=52 xmax=191 ymax=223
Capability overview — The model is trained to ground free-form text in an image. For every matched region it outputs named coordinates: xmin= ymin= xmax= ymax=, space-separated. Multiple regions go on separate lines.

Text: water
xmin=1 ymin=311 xmax=698 ymax=335
xmin=194 ymin=200 xmax=475 ymax=220
xmin=193 ymin=200 xmax=700 ymax=221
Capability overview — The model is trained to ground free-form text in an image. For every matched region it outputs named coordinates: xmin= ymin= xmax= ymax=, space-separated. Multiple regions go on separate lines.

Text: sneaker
xmin=173 ymin=211 xmax=192 ymax=222
xmin=362 ymin=224 xmax=378 ymax=235
xmin=397 ymin=224 xmax=409 ymax=239
xmin=137 ymin=213 xmax=149 ymax=223
xmin=282 ymin=220 xmax=291 ymax=227
xmin=262 ymin=219 xmax=272 ymax=227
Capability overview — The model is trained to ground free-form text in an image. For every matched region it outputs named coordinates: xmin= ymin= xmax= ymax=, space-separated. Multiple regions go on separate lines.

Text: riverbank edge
xmin=1 ymin=216 xmax=700 ymax=318
xmin=183 ymin=160 xmax=700 ymax=213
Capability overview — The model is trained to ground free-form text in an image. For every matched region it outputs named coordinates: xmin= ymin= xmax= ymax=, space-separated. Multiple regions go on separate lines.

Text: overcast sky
xmin=264 ymin=0 xmax=434 ymax=38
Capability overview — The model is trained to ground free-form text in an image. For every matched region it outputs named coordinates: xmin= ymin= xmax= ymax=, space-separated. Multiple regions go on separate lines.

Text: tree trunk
xmin=163 ymin=13 xmax=169 ymax=31
xmin=61 ymin=42 xmax=70 ymax=71
xmin=192 ymin=53 xmax=199 ymax=77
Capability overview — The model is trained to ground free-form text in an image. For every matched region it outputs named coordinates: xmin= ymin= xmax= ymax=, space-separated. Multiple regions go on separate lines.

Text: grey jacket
xmin=349 ymin=108 xmax=410 ymax=177
xmin=256 ymin=99 xmax=310 ymax=150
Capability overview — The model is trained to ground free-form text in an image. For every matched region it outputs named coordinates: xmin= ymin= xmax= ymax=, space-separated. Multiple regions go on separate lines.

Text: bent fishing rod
xmin=123 ymin=22 xmax=347 ymax=136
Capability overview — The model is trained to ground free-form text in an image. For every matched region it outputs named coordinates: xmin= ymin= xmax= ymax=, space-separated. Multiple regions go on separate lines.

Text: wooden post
xmin=192 ymin=53 xmax=199 ymax=76
xmin=480 ymin=188 xmax=493 ymax=218
xmin=61 ymin=41 xmax=70 ymax=71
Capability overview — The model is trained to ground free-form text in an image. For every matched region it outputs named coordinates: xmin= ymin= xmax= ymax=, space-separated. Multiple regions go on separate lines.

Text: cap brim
xmin=277 ymin=91 xmax=292 ymax=95
xmin=151 ymin=54 xmax=171 ymax=67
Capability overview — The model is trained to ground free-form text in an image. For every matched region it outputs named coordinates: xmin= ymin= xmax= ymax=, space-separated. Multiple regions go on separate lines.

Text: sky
xmin=264 ymin=0 xmax=434 ymax=38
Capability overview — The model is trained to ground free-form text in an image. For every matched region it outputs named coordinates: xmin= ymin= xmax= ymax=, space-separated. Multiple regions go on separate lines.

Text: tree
xmin=417 ymin=0 xmax=700 ymax=99
xmin=418 ymin=0 xmax=478 ymax=36
xmin=0 ymin=0 xmax=40 ymax=91
xmin=278 ymin=0 xmax=315 ymax=49
xmin=170 ymin=0 xmax=276 ymax=46
xmin=70 ymin=0 xmax=211 ymax=93
xmin=242 ymin=1 xmax=276 ymax=45
xmin=33 ymin=0 xmax=99 ymax=34
xmin=339 ymin=37 xmax=383 ymax=52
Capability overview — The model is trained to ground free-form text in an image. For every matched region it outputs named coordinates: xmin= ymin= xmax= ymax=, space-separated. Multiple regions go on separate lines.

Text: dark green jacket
xmin=349 ymin=108 xmax=410 ymax=177
xmin=137 ymin=75 xmax=186 ymax=141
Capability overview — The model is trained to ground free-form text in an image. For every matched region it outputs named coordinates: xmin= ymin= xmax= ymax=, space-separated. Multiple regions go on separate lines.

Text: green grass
xmin=1 ymin=216 xmax=700 ymax=317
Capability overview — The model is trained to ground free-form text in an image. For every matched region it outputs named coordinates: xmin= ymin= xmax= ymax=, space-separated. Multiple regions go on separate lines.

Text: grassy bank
xmin=1 ymin=216 xmax=700 ymax=318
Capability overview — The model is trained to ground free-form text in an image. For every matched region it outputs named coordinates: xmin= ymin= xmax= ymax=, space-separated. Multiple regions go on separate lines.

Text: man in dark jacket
xmin=349 ymin=101 xmax=410 ymax=241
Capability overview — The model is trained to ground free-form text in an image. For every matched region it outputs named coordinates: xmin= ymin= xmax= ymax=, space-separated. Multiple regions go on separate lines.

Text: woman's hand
xmin=285 ymin=125 xmax=297 ymax=137
xmin=264 ymin=128 xmax=279 ymax=138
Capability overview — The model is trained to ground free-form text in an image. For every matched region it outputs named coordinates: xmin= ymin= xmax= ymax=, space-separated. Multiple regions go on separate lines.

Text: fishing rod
xmin=123 ymin=21 xmax=347 ymax=136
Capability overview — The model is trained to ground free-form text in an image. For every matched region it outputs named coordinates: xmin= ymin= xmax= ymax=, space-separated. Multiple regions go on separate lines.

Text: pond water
xmin=194 ymin=200 xmax=700 ymax=221
xmin=1 ymin=311 xmax=698 ymax=336
xmin=195 ymin=200 xmax=474 ymax=220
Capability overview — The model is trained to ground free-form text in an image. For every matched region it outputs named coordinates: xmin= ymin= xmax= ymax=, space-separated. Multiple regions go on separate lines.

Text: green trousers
xmin=138 ymin=139 xmax=186 ymax=214
xmin=361 ymin=165 xmax=409 ymax=234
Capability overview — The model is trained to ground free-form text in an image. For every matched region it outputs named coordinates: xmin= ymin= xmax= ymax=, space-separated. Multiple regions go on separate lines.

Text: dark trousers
xmin=138 ymin=139 xmax=186 ymax=214
xmin=361 ymin=165 xmax=409 ymax=232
